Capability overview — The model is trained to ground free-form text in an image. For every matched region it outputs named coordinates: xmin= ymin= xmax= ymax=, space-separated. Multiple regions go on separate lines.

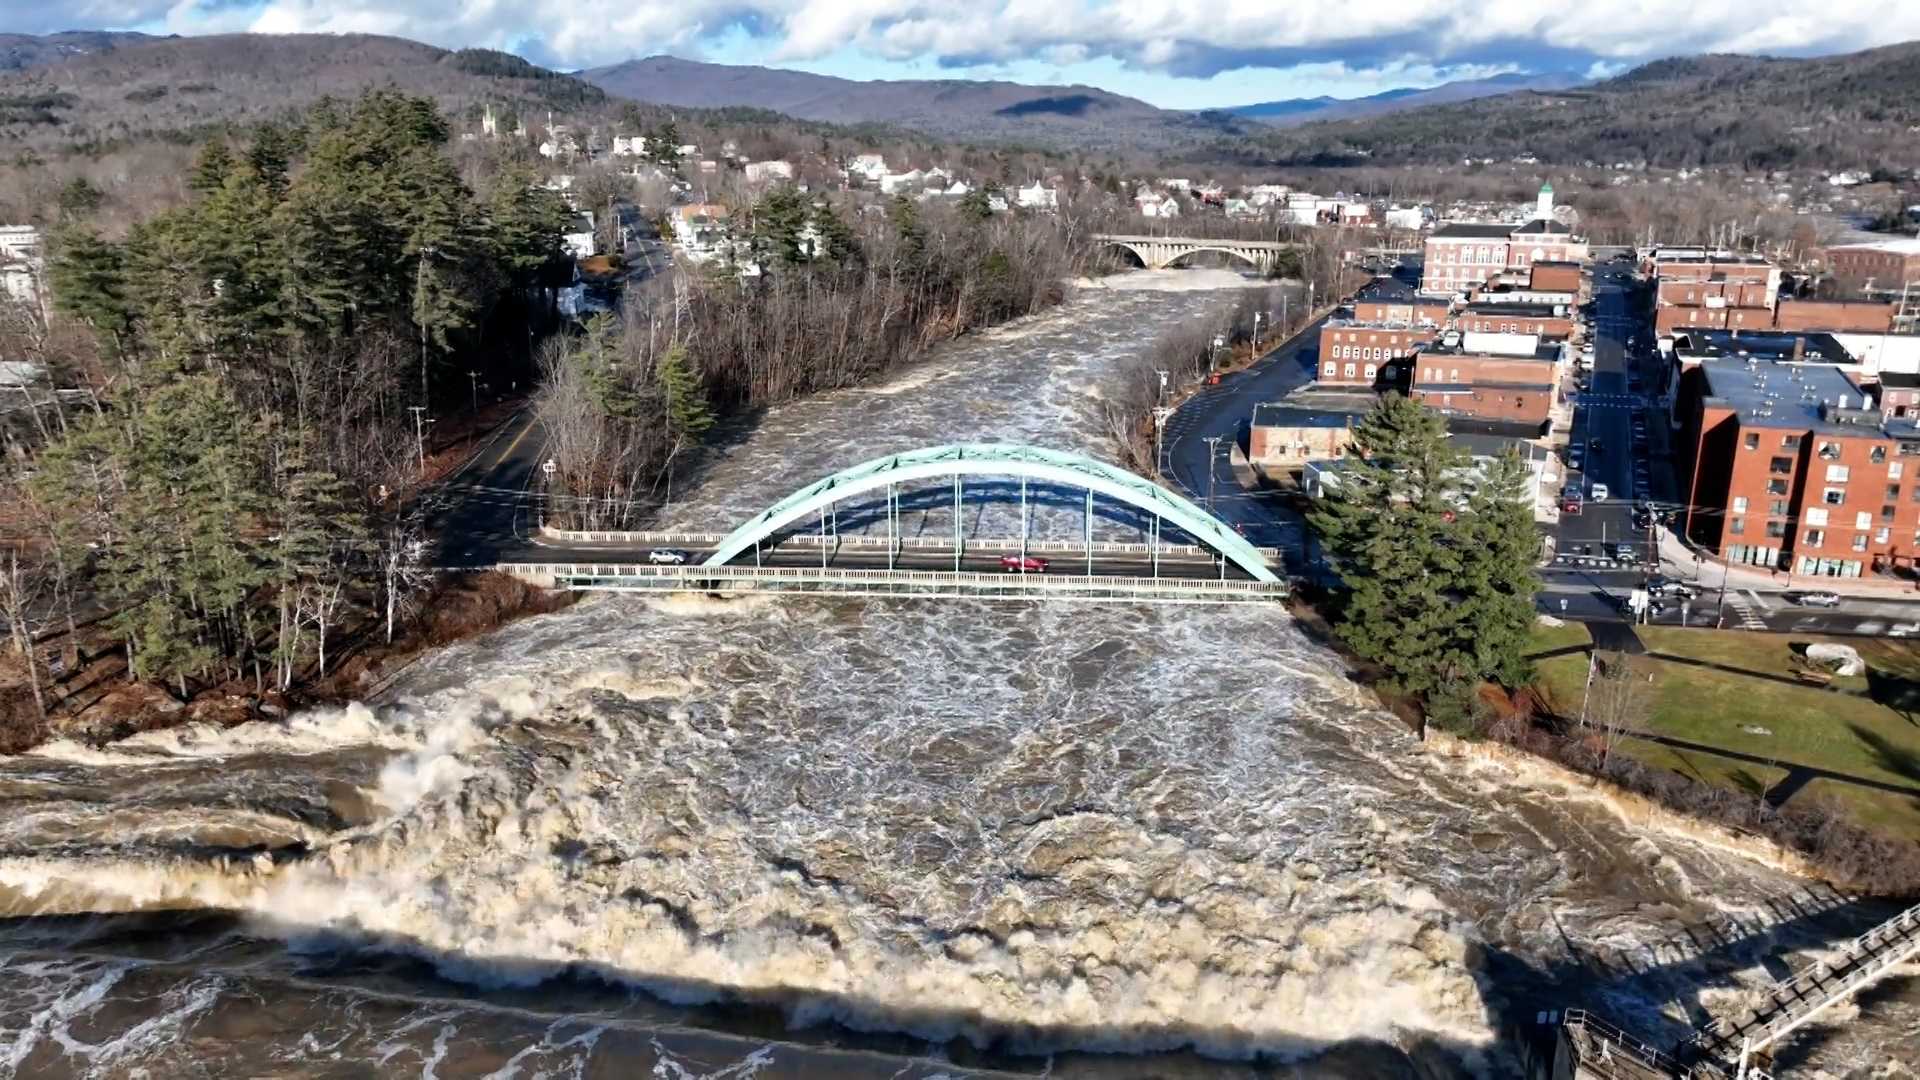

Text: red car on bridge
xmin=999 ymin=554 xmax=1049 ymax=573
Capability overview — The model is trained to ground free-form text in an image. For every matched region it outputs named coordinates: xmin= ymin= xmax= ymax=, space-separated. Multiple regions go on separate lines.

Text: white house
xmin=848 ymin=153 xmax=888 ymax=181
xmin=611 ymin=135 xmax=649 ymax=157
xmin=1016 ymin=182 xmax=1058 ymax=210
xmin=1247 ymin=184 xmax=1291 ymax=207
xmin=0 ymin=225 xmax=43 ymax=307
xmin=672 ymin=203 xmax=731 ymax=261
xmin=675 ymin=144 xmax=699 ymax=159
xmin=744 ymin=160 xmax=795 ymax=183
xmin=562 ymin=213 xmax=596 ymax=259
xmin=1384 ymin=206 xmax=1427 ymax=231
xmin=1136 ymin=190 xmax=1180 ymax=218
xmin=879 ymin=169 xmax=926 ymax=194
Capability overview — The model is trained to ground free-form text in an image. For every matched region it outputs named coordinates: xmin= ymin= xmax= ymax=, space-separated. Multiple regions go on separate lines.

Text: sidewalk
xmin=1658 ymin=528 xmax=1920 ymax=599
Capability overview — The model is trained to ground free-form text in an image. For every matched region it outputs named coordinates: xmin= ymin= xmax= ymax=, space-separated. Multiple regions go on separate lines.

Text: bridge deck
xmin=496 ymin=562 xmax=1288 ymax=604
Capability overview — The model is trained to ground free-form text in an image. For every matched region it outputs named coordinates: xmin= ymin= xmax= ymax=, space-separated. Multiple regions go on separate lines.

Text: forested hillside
xmin=1243 ymin=41 xmax=1920 ymax=171
xmin=0 ymin=33 xmax=606 ymax=154
xmin=5 ymin=89 xmax=572 ymax=714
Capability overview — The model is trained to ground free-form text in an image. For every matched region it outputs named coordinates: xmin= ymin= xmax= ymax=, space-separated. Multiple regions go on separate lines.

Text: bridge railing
xmin=536 ymin=524 xmax=1284 ymax=563
xmin=495 ymin=561 xmax=1288 ymax=601
xmin=1561 ymin=1011 xmax=1748 ymax=1080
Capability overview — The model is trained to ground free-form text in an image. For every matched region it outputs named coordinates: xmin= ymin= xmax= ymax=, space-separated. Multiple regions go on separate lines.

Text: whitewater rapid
xmin=2 ymin=271 xmax=1914 ymax=1078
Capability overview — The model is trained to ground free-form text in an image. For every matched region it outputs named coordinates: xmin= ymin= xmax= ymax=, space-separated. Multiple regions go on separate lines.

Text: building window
xmin=1770 ymin=457 xmax=1793 ymax=475
xmin=1805 ymin=529 xmax=1824 ymax=546
xmin=1770 ymin=499 xmax=1790 ymax=515
xmin=1767 ymin=521 xmax=1787 ymax=539
xmin=1450 ymin=369 xmax=1460 ymax=383
xmin=1781 ymin=435 xmax=1802 ymax=449
xmin=1824 ymin=488 xmax=1846 ymax=506
xmin=1892 ymin=462 xmax=1904 ymax=480
xmin=1732 ymin=496 xmax=1748 ymax=513
xmin=1768 ymin=479 xmax=1789 ymax=495
xmin=1344 ymin=363 xmax=1356 ymax=378
xmin=1744 ymin=433 xmax=1760 ymax=450
xmin=1853 ymin=534 xmax=1869 ymax=552
xmin=1857 ymin=511 xmax=1874 ymax=530
xmin=1889 ymin=485 xmax=1903 ymax=501
xmin=1878 ymin=527 xmax=1891 ymax=544
xmin=1806 ymin=508 xmax=1829 ymax=527
xmin=1364 ymin=365 xmax=1377 ymax=379
xmin=1819 ymin=441 xmax=1841 ymax=460
xmin=1885 ymin=505 xmax=1899 ymax=523
xmin=1826 ymin=465 xmax=1850 ymax=483
xmin=1730 ymin=517 xmax=1745 ymax=535
xmin=1323 ymin=363 xmax=1336 ymax=377
xmin=1872 ymin=446 xmax=1888 ymax=464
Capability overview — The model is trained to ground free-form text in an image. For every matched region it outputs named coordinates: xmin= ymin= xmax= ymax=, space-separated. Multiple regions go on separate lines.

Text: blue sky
xmin=9 ymin=0 xmax=1919 ymax=108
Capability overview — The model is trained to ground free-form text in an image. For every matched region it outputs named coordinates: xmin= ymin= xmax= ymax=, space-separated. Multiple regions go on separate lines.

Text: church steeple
xmin=1537 ymin=181 xmax=1554 ymax=221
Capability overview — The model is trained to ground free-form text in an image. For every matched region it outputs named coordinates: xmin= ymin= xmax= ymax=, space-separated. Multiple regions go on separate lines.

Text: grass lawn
xmin=1526 ymin=621 xmax=1920 ymax=837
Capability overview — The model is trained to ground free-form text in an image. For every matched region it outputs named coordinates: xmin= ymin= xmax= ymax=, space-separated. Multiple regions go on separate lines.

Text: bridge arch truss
xmin=1093 ymin=234 xmax=1293 ymax=273
xmin=702 ymin=443 xmax=1280 ymax=583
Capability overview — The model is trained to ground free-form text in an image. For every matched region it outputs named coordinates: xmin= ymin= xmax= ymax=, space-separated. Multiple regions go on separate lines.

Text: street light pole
xmin=1203 ymin=435 xmax=1222 ymax=510
xmin=467 ymin=370 xmax=480 ymax=414
xmin=408 ymin=405 xmax=429 ymax=473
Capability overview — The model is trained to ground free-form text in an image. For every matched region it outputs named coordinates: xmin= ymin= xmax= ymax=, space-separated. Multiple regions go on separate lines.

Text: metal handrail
xmin=1694 ymin=903 xmax=1920 ymax=1056
xmin=500 ymin=561 xmax=1286 ymax=593
xmin=535 ymin=524 xmax=1283 ymax=561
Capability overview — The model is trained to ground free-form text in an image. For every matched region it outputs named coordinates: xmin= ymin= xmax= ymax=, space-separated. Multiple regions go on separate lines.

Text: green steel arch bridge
xmin=498 ymin=443 xmax=1287 ymax=604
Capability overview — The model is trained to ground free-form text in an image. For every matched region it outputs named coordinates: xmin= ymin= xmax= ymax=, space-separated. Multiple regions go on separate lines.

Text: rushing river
xmin=2 ymin=271 xmax=1914 ymax=1078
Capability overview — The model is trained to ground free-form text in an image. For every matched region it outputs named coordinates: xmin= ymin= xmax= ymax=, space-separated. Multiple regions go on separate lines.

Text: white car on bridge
xmin=647 ymin=549 xmax=689 ymax=565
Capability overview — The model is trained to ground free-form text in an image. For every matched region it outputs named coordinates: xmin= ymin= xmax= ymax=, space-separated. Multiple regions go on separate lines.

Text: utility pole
xmin=467 ymin=370 xmax=480 ymax=414
xmin=408 ymin=405 xmax=429 ymax=473
xmin=1253 ymin=311 xmax=1265 ymax=353
xmin=1203 ymin=435 xmax=1222 ymax=510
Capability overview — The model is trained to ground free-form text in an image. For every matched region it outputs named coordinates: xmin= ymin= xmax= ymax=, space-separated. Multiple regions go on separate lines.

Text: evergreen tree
xmin=888 ymin=195 xmax=926 ymax=262
xmin=189 ymin=140 xmax=235 ymax=195
xmin=48 ymin=229 xmax=133 ymax=350
xmin=658 ymin=343 xmax=712 ymax=442
xmin=1448 ymin=450 xmax=1544 ymax=690
xmin=1308 ymin=393 xmax=1467 ymax=698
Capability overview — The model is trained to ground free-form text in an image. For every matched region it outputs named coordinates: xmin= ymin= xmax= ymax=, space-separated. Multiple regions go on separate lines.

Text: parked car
xmin=1000 ymin=554 xmax=1049 ymax=573
xmin=1614 ymin=543 xmax=1639 ymax=564
xmin=1889 ymin=622 xmax=1920 ymax=638
xmin=1648 ymin=576 xmax=1697 ymax=599
xmin=647 ymin=548 xmax=689 ymax=565
xmin=1789 ymin=590 xmax=1842 ymax=608
xmin=1590 ymin=482 xmax=1610 ymax=502
xmin=1560 ymin=490 xmax=1584 ymax=515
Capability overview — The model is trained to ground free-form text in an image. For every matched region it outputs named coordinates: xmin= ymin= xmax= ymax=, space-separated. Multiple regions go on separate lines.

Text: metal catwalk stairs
xmin=1689 ymin=902 xmax=1920 ymax=1072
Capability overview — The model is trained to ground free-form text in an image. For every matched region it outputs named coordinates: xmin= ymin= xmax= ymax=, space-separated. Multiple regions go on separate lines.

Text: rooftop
xmin=1878 ymin=371 xmax=1920 ymax=389
xmin=1462 ymin=301 xmax=1567 ymax=317
xmin=1422 ymin=331 xmax=1563 ymax=362
xmin=1430 ymin=222 xmax=1519 ymax=240
xmin=1699 ymin=356 xmax=1875 ymax=433
xmin=1671 ymin=329 xmax=1851 ymax=365
xmin=1251 ymin=402 xmax=1365 ymax=430
xmin=1829 ymin=237 xmax=1920 ymax=256
xmin=1511 ymin=217 xmax=1575 ymax=236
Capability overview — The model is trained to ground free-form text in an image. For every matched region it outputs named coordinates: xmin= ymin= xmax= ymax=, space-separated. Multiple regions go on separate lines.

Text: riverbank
xmin=1287 ymin=590 xmax=1920 ymax=897
xmin=0 ymin=572 xmax=574 ymax=754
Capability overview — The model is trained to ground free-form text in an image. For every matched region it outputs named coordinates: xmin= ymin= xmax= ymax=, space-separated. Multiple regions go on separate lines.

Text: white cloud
xmin=10 ymin=0 xmax=1920 ymax=89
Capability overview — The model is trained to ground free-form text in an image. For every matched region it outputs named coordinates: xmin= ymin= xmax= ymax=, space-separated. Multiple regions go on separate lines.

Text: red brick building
xmin=1678 ymin=357 xmax=1920 ymax=576
xmin=1421 ymin=183 xmax=1588 ymax=294
xmin=1529 ymin=261 xmax=1583 ymax=293
xmin=1650 ymin=252 xmax=1782 ymax=337
xmin=1772 ymin=298 xmax=1897 ymax=333
xmin=1409 ymin=331 xmax=1563 ymax=428
xmin=1826 ymin=238 xmax=1920 ymax=289
xmin=1316 ymin=321 xmax=1436 ymax=385
xmin=1455 ymin=302 xmax=1574 ymax=339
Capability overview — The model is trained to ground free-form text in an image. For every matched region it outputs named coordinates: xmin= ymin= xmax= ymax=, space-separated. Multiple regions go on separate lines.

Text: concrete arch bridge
xmin=1094 ymin=234 xmax=1297 ymax=273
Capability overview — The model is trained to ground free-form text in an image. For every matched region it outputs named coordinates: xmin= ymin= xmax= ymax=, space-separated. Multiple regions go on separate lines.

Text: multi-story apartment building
xmin=1678 ymin=355 xmax=1920 ymax=577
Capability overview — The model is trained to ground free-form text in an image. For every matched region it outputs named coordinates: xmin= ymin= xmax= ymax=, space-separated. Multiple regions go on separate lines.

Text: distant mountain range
xmin=1218 ymin=72 xmax=1588 ymax=126
xmin=580 ymin=55 xmax=1249 ymax=149
xmin=1250 ymin=41 xmax=1920 ymax=170
xmin=0 ymin=29 xmax=156 ymax=71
